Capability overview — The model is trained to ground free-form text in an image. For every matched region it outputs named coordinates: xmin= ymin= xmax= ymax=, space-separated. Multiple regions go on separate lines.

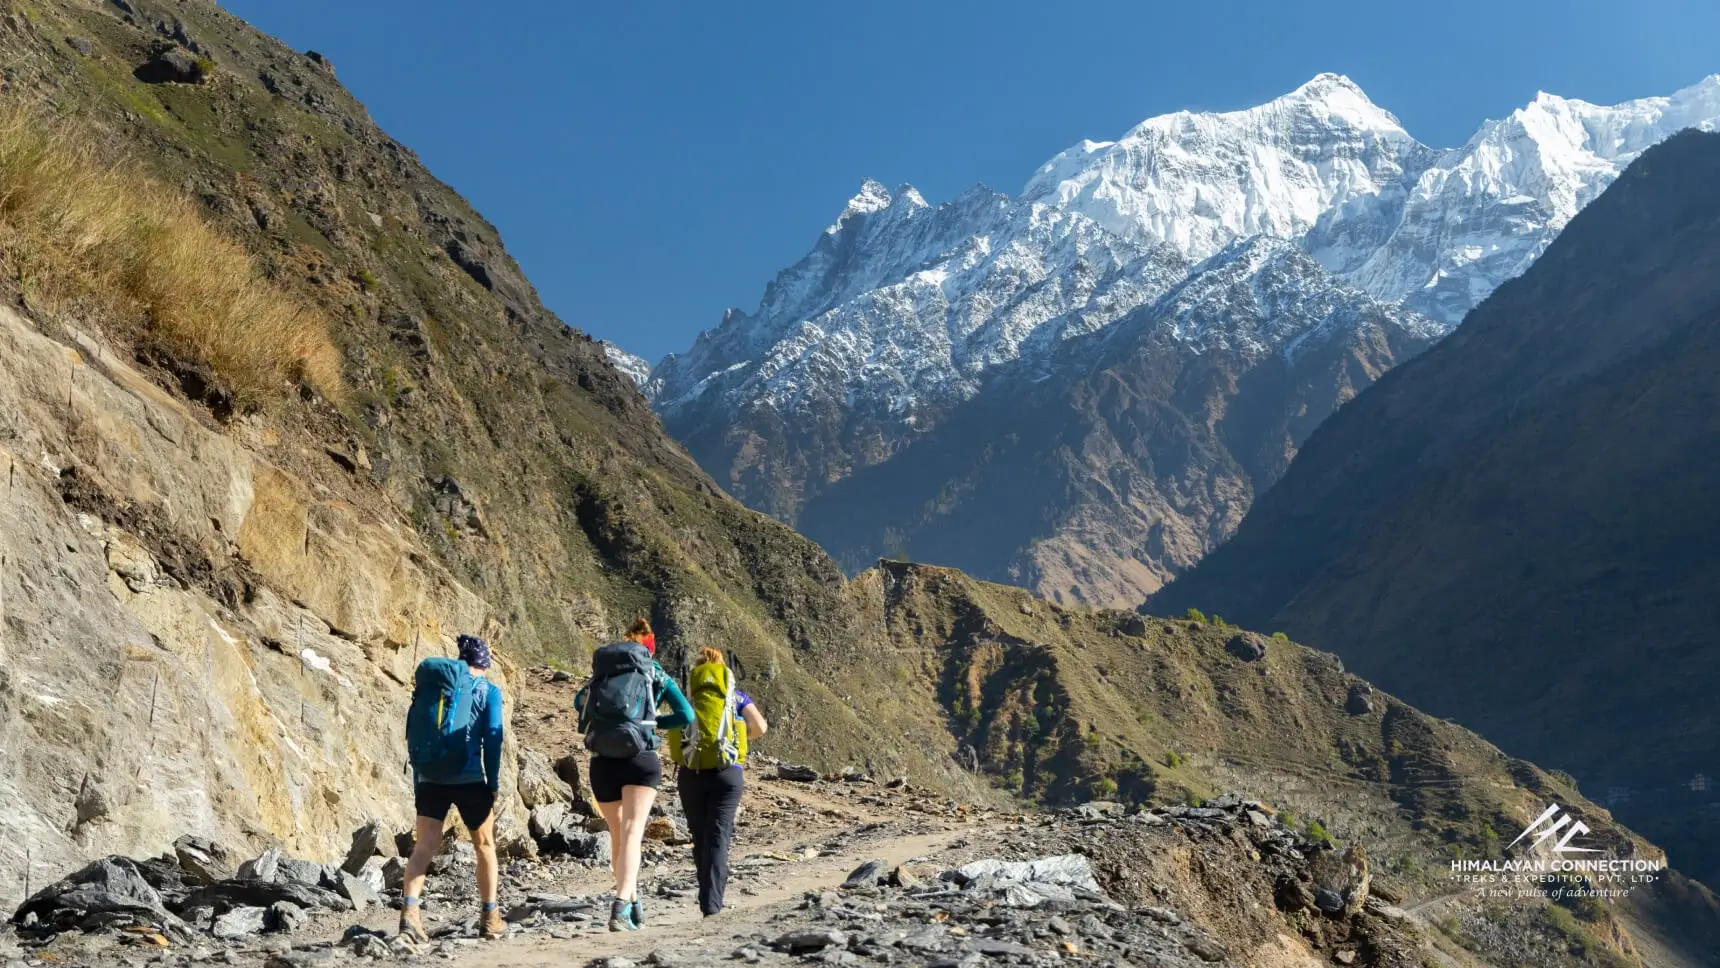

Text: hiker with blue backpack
xmin=669 ymin=647 xmax=768 ymax=918
xmin=399 ymin=634 xmax=507 ymax=943
xmin=574 ymin=616 xmax=694 ymax=932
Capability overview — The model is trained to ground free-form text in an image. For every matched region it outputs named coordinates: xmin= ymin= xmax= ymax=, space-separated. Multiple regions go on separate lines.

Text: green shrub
xmin=1210 ymin=615 xmax=1226 ymax=627
xmin=356 ymin=268 xmax=379 ymax=292
xmin=1090 ymin=777 xmax=1118 ymax=798
xmin=1307 ymin=820 xmax=1335 ymax=846
xmin=1162 ymin=750 xmax=1185 ymax=769
xmin=1271 ymin=631 xmax=1289 ymax=642
xmin=1184 ymin=608 xmax=1206 ymax=623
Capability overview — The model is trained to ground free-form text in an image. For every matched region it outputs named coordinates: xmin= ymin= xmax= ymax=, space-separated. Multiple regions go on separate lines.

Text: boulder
xmin=773 ymin=928 xmax=848 ymax=953
xmin=340 ymin=820 xmax=397 ymax=875
xmin=777 ymin=763 xmax=819 ymax=783
xmin=134 ymin=46 xmax=209 ymax=84
xmin=211 ymin=905 xmax=267 ymax=939
xmin=1345 ymin=684 xmax=1375 ymax=716
xmin=1309 ymin=844 xmax=1370 ymax=918
xmin=552 ymin=755 xmax=586 ymax=799
xmin=518 ymin=749 xmax=575 ymax=808
xmin=11 ymin=857 xmax=172 ymax=930
xmin=183 ymin=879 xmax=346 ymax=912
xmin=333 ymin=871 xmax=378 ymax=913
xmin=530 ymin=803 xmax=571 ymax=840
xmin=264 ymin=947 xmax=337 ymax=968
xmin=174 ymin=836 xmax=235 ymax=886
xmin=237 ymin=848 xmax=283 ymax=882
xmin=841 ymin=860 xmax=886 ymax=889
xmin=644 ymin=817 xmax=687 ymax=844
xmin=540 ymin=824 xmax=611 ymax=863
xmin=380 ymin=857 xmax=408 ymax=892
xmin=267 ymin=901 xmax=306 ymax=934
xmin=274 ymin=858 xmax=325 ymax=888
xmin=65 ymin=36 xmax=96 ymax=56
xmin=1224 ymin=632 xmax=1269 ymax=663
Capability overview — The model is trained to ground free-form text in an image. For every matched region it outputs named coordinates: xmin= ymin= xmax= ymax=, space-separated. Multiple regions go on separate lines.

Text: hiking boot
xmin=479 ymin=906 xmax=506 ymax=941
xmin=398 ymin=904 xmax=429 ymax=944
xmin=608 ymin=898 xmax=638 ymax=932
xmin=629 ymin=895 xmax=645 ymax=928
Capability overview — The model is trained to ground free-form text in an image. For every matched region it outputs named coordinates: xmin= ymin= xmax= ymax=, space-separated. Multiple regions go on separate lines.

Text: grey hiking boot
xmin=629 ymin=895 xmax=645 ymax=928
xmin=608 ymin=898 xmax=638 ymax=932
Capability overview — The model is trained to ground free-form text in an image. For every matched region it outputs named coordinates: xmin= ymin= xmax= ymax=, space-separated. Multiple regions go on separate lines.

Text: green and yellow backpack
xmin=668 ymin=660 xmax=748 ymax=770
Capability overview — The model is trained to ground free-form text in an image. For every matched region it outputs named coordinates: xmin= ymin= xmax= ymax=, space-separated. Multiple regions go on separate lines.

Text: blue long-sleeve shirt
xmin=575 ymin=661 xmax=694 ymax=747
xmin=412 ymin=679 xmax=504 ymax=790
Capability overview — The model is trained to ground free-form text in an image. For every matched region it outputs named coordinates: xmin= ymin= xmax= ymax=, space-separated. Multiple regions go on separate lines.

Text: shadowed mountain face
xmin=1151 ymin=129 xmax=1720 ymax=888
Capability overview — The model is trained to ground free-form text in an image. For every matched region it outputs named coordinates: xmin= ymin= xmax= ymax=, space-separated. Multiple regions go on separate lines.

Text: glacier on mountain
xmin=648 ymin=71 xmax=1720 ymax=478
xmin=600 ymin=340 xmax=651 ymax=387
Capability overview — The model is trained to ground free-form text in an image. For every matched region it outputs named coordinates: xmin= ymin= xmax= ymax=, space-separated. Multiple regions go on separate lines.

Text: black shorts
xmin=589 ymin=751 xmax=663 ymax=803
xmin=414 ymin=782 xmax=495 ymax=829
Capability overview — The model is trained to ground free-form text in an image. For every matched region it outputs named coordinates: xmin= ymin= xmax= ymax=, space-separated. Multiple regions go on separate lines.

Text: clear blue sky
xmin=220 ymin=0 xmax=1717 ymax=364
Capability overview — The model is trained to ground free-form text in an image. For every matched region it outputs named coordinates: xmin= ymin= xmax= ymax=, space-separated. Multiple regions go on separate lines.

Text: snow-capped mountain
xmin=648 ymin=72 xmax=1720 ymax=601
xmin=796 ymin=236 xmax=1438 ymax=605
xmin=600 ymin=341 xmax=651 ymax=387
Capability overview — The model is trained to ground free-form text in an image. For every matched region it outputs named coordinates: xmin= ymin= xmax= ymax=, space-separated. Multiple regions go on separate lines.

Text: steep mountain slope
xmin=1151 ymin=129 xmax=1720 ymax=889
xmin=798 ymin=239 xmax=1437 ymax=604
xmin=649 ymin=73 xmax=1720 ymax=604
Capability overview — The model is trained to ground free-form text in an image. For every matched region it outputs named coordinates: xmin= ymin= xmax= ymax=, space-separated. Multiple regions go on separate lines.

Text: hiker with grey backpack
xmin=574 ymin=616 xmax=694 ymax=932
xmin=399 ymin=634 xmax=506 ymax=942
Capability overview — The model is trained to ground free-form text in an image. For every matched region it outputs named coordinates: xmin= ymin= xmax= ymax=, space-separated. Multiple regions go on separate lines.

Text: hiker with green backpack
xmin=669 ymin=647 xmax=768 ymax=917
xmin=399 ymin=634 xmax=507 ymax=942
xmin=574 ymin=616 xmax=694 ymax=932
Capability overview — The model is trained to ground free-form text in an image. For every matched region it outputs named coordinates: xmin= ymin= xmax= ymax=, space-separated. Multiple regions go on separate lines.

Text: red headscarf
xmin=640 ymin=632 xmax=657 ymax=656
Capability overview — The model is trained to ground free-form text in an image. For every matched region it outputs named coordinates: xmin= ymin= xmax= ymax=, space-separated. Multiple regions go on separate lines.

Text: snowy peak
xmin=1023 ymin=74 xmax=1424 ymax=262
xmin=600 ymin=341 xmax=651 ymax=387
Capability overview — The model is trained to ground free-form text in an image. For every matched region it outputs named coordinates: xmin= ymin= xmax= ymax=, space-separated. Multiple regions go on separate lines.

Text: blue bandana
xmin=457 ymin=634 xmax=492 ymax=670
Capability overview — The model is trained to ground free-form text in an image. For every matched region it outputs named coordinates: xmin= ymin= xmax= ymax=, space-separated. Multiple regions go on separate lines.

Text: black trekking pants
xmin=678 ymin=765 xmax=744 ymax=915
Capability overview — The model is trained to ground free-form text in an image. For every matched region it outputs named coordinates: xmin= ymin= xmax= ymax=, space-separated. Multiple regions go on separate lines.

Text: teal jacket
xmin=574 ymin=660 xmax=693 ymax=749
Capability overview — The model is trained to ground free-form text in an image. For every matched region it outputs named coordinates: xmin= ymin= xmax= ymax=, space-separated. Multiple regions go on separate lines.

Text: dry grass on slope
xmin=0 ymin=102 xmax=342 ymax=406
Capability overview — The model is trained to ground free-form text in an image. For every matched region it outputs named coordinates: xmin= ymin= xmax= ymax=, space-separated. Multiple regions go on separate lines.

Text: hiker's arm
xmin=656 ymin=674 xmax=694 ymax=731
xmin=742 ymin=702 xmax=768 ymax=740
xmin=482 ymin=685 xmax=504 ymax=792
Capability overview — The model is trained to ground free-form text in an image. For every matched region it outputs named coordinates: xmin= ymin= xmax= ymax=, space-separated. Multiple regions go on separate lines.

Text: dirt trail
xmin=465 ymin=826 xmax=969 ymax=968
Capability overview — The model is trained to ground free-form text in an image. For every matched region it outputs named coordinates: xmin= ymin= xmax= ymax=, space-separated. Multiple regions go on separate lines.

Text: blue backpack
xmin=406 ymin=658 xmax=480 ymax=783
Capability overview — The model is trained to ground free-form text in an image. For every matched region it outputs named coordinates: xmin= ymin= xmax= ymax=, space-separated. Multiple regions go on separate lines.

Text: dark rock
xmin=1181 ymin=931 xmax=1229 ymax=962
xmin=1118 ymin=614 xmax=1149 ymax=637
xmin=1224 ymin=631 xmax=1268 ymax=662
xmin=334 ymin=871 xmax=378 ymax=913
xmin=777 ymin=763 xmax=820 ymax=783
xmin=551 ymin=669 xmax=574 ymax=682
xmin=266 ymin=901 xmax=305 ymax=934
xmin=183 ymin=879 xmax=346 ymax=912
xmin=1345 ymin=684 xmax=1374 ymax=716
xmin=11 ymin=857 xmax=171 ymax=928
xmin=1071 ymin=801 xmax=1125 ymax=821
xmin=841 ymin=860 xmax=886 ymax=889
xmin=1309 ymin=844 xmax=1370 ymax=917
xmin=135 ymin=46 xmax=209 ymax=85
xmin=174 ymin=837 xmax=235 ymax=886
xmin=393 ymin=830 xmax=417 ymax=857
xmin=341 ymin=820 xmax=396 ymax=875
xmin=66 ymin=37 xmax=95 ymax=56
xmin=274 ymin=858 xmax=324 ymax=888
xmin=540 ymin=826 xmax=611 ymax=864
xmin=773 ymin=928 xmax=848 ymax=952
xmin=211 ymin=905 xmax=267 ymax=939
xmin=1313 ymin=887 xmax=1345 ymax=915
xmin=380 ymin=858 xmax=407 ymax=892
xmin=885 ymin=777 xmax=908 ymax=789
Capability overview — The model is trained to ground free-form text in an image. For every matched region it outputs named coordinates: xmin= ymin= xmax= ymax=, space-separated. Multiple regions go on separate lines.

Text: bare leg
xmin=598 ymin=800 xmax=623 ymax=890
xmin=472 ymin=814 xmax=498 ymax=904
xmin=614 ymin=785 xmax=657 ymax=901
xmin=402 ymin=815 xmax=443 ymax=900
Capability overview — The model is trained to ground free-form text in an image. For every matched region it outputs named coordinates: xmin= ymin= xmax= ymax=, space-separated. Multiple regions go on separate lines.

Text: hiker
xmin=574 ymin=616 xmax=694 ymax=932
xmin=399 ymin=634 xmax=506 ymax=943
xmin=669 ymin=646 xmax=768 ymax=917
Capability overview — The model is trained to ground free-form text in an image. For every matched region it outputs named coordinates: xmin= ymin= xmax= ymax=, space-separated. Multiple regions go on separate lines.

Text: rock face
xmin=1152 ymin=130 xmax=1720 ymax=888
xmin=649 ymin=74 xmax=1720 ymax=606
